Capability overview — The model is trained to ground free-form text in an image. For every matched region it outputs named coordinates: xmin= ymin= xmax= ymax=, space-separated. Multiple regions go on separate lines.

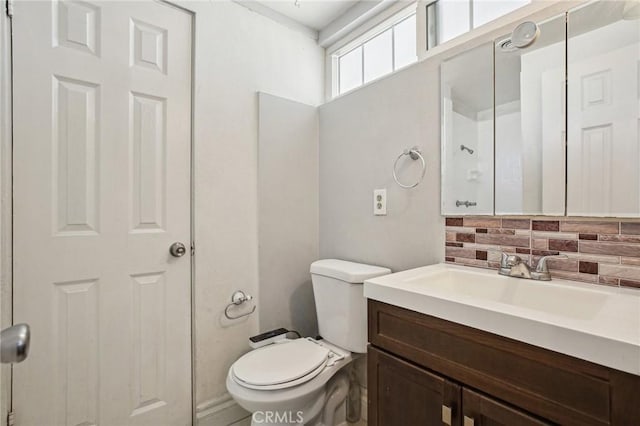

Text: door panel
xmin=12 ymin=1 xmax=192 ymax=425
xmin=368 ymin=346 xmax=461 ymax=426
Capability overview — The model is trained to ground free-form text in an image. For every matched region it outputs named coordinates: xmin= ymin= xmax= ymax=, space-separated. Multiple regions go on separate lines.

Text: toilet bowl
xmin=226 ymin=338 xmax=352 ymax=425
xmin=226 ymin=259 xmax=391 ymax=426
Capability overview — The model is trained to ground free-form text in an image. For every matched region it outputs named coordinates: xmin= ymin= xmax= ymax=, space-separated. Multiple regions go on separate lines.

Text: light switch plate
xmin=374 ymin=189 xmax=387 ymax=216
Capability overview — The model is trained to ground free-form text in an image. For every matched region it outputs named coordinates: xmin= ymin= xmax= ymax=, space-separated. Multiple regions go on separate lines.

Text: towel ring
xmin=393 ymin=147 xmax=426 ymax=189
xmin=224 ymin=290 xmax=256 ymax=320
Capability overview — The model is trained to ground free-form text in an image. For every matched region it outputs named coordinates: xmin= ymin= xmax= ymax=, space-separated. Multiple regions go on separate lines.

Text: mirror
xmin=494 ymin=14 xmax=566 ymax=215
xmin=566 ymin=1 xmax=640 ymax=217
xmin=441 ymin=0 xmax=640 ymax=217
xmin=441 ymin=43 xmax=494 ymax=215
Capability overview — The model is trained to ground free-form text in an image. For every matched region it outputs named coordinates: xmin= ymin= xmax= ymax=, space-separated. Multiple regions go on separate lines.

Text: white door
xmin=12 ymin=1 xmax=192 ymax=425
xmin=567 ymin=20 xmax=640 ymax=216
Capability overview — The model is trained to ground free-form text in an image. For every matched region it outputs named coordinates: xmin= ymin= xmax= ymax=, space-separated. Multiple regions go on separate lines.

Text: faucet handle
xmin=536 ymin=254 xmax=569 ymax=273
xmin=500 ymin=252 xmax=522 ymax=268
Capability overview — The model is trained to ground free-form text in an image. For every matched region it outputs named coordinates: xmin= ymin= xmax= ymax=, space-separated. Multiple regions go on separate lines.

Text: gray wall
xmin=258 ymin=93 xmax=319 ymax=338
xmin=316 ymin=1 xmax=572 ymax=273
xmin=319 ymin=60 xmax=445 ymax=272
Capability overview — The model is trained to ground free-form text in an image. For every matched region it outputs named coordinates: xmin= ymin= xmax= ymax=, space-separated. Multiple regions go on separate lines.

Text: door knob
xmin=1 ymin=324 xmax=30 ymax=364
xmin=169 ymin=242 xmax=187 ymax=257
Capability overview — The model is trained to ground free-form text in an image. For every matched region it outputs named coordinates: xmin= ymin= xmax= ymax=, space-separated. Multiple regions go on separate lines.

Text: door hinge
xmin=5 ymin=0 xmax=13 ymax=18
xmin=6 ymin=411 xmax=15 ymax=426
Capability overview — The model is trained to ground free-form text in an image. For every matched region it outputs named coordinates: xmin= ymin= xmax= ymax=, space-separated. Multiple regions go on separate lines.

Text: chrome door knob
xmin=169 ymin=242 xmax=187 ymax=257
xmin=1 ymin=324 xmax=30 ymax=364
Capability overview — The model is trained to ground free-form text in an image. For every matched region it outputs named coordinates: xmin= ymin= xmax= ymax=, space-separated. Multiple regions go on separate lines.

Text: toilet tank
xmin=310 ymin=259 xmax=391 ymax=353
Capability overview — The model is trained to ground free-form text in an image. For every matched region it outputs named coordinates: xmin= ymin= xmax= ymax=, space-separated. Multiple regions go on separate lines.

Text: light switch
xmin=374 ymin=189 xmax=387 ymax=216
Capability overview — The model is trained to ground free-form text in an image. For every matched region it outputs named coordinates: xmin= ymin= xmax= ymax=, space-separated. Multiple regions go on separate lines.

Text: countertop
xmin=364 ymin=263 xmax=640 ymax=375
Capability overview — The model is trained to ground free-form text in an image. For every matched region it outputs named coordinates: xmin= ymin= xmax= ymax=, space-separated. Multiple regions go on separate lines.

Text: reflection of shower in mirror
xmin=460 ymin=145 xmax=474 ymax=154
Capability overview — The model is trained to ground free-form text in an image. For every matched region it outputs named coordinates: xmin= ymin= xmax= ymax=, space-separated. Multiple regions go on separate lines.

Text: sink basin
xmin=404 ymin=268 xmax=609 ymax=320
xmin=364 ymin=263 xmax=640 ymax=375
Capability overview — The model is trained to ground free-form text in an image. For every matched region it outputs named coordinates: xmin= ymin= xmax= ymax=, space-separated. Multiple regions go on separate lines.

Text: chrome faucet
xmin=499 ymin=252 xmax=568 ymax=281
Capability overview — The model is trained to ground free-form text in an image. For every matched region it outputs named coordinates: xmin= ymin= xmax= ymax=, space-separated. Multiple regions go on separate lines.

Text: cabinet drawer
xmin=368 ymin=300 xmax=612 ymax=426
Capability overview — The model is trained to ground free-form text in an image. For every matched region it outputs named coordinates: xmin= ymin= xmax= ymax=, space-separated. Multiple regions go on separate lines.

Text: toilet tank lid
xmin=310 ymin=259 xmax=391 ymax=283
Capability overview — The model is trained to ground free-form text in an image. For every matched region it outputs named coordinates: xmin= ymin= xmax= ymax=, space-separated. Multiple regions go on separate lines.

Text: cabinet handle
xmin=464 ymin=416 xmax=475 ymax=426
xmin=441 ymin=405 xmax=452 ymax=425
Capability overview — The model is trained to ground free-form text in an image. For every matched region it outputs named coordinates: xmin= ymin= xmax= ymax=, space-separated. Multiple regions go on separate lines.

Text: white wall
xmin=318 ymin=59 xmax=445 ymax=273
xmin=258 ymin=93 xmax=319 ymax=339
xmin=184 ymin=2 xmax=324 ymax=423
xmin=495 ymin=107 xmax=524 ymax=214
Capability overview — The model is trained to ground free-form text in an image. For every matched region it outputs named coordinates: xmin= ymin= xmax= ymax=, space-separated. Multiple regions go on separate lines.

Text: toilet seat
xmin=231 ymin=339 xmax=330 ymax=391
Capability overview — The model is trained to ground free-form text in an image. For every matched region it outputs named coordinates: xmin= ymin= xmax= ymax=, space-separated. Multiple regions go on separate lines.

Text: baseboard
xmin=196 ymin=393 xmax=250 ymax=426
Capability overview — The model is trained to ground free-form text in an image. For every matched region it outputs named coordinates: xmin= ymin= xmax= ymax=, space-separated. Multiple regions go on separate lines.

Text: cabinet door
xmin=368 ymin=346 xmax=461 ymax=426
xmin=462 ymin=388 xmax=554 ymax=426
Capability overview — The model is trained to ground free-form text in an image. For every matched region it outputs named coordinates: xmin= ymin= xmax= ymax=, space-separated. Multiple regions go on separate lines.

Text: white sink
xmin=404 ymin=267 xmax=609 ymax=319
xmin=364 ymin=263 xmax=640 ymax=375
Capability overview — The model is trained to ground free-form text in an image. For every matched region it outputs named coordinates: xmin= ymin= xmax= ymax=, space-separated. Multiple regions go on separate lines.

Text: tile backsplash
xmin=445 ymin=217 xmax=640 ymax=289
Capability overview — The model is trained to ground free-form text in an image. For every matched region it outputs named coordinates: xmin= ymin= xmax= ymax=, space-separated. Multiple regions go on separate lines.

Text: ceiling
xmin=255 ymin=0 xmax=360 ymax=31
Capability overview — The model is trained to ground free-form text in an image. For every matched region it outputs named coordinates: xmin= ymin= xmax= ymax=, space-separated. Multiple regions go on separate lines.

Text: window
xmin=335 ymin=8 xmax=418 ymax=96
xmin=338 ymin=47 xmax=363 ymax=93
xmin=433 ymin=0 xmax=531 ymax=46
xmin=331 ymin=0 xmax=529 ymax=97
xmin=364 ymin=29 xmax=393 ymax=83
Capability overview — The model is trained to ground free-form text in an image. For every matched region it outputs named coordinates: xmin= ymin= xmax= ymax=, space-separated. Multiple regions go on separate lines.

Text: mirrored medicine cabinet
xmin=441 ymin=0 xmax=640 ymax=217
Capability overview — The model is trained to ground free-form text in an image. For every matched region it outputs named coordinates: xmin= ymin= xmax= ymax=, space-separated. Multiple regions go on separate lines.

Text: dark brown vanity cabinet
xmin=367 ymin=300 xmax=640 ymax=426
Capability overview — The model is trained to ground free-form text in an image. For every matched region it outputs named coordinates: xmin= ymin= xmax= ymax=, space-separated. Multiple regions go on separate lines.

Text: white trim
xmin=319 ymin=0 xmax=399 ymax=48
xmin=327 ymin=1 xmax=417 ymax=55
xmin=0 ymin=2 xmax=11 ymax=424
xmin=326 ymin=53 xmax=339 ymax=100
xmin=416 ymin=0 xmax=431 ymax=55
xmin=196 ymin=393 xmax=250 ymax=426
xmin=231 ymin=0 xmax=318 ymax=41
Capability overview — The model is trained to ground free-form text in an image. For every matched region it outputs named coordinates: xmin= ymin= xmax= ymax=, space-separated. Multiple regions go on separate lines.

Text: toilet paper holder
xmin=224 ymin=290 xmax=256 ymax=320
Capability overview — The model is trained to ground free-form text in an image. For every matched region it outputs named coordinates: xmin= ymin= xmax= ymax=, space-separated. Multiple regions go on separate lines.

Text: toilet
xmin=226 ymin=259 xmax=391 ymax=426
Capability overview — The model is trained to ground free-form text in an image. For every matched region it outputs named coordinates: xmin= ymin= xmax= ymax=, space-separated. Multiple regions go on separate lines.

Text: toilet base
xmin=248 ymin=395 xmax=323 ymax=426
xmin=245 ymin=371 xmax=349 ymax=426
